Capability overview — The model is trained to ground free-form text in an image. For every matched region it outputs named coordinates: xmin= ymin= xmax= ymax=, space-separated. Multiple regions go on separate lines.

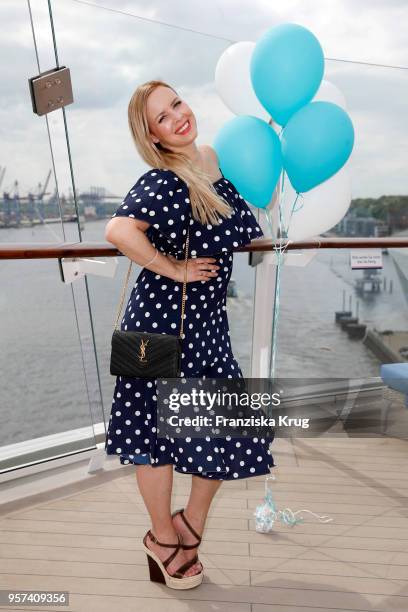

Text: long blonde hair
xmin=128 ymin=79 xmax=233 ymax=226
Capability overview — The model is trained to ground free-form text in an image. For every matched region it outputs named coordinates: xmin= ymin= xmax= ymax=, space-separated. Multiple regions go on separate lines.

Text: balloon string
xmin=258 ymin=137 xmax=329 ymax=531
xmin=269 ymin=160 xmax=306 ymax=381
xmin=276 ymin=507 xmax=334 ymax=527
xmin=286 ymin=192 xmax=304 ymax=232
xmin=265 ymin=119 xmax=306 ymax=381
xmin=270 ymin=169 xmax=292 ymax=382
xmin=254 ymin=475 xmax=334 ymax=531
xmin=264 ymin=206 xmax=275 ymax=241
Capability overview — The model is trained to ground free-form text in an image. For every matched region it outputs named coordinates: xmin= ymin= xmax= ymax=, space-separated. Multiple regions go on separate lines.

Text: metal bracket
xmin=248 ymin=250 xmax=264 ymax=267
xmin=58 ymin=257 xmax=119 ymax=283
xmin=29 ymin=66 xmax=74 ymax=116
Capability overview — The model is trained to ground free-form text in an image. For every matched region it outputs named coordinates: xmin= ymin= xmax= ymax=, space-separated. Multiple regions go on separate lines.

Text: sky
xmin=1 ymin=0 xmax=407 ymax=202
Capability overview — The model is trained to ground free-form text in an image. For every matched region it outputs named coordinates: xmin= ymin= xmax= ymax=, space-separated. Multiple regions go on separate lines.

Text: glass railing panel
xmin=0 ymin=1 xmax=85 ymax=244
xmin=271 ymin=246 xmax=408 ymax=378
xmin=0 ymin=2 xmax=103 ymax=471
xmin=263 ymin=245 xmax=408 ymax=439
xmin=0 ymin=257 xmax=99 ymax=471
xmin=380 ymin=245 xmax=408 ymax=360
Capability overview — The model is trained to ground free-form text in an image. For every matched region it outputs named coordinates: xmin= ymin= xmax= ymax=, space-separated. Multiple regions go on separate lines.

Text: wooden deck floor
xmin=1 ymin=437 xmax=408 ymax=611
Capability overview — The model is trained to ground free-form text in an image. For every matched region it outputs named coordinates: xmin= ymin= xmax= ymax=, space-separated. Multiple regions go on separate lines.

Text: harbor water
xmin=1 ymin=220 xmax=407 ymax=445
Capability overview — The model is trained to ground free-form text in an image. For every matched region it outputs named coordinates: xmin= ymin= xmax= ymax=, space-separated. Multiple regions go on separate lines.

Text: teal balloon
xmin=281 ymin=101 xmax=354 ymax=193
xmin=250 ymin=23 xmax=324 ymax=126
xmin=213 ymin=115 xmax=282 ymax=208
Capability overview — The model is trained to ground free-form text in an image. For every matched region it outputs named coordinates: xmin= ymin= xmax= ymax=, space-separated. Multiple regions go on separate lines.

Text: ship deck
xmin=1 ymin=435 xmax=408 ymax=611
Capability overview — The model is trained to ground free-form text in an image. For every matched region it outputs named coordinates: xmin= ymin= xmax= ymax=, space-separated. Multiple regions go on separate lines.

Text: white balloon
xmin=265 ymin=80 xmax=349 ymax=240
xmin=275 ymin=161 xmax=352 ymax=241
xmin=215 ymin=41 xmax=270 ymax=120
xmin=312 ymin=79 xmax=347 ymax=110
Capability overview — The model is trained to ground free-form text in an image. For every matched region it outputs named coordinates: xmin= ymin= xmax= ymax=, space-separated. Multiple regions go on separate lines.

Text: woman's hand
xmin=170 ymin=255 xmax=220 ymax=283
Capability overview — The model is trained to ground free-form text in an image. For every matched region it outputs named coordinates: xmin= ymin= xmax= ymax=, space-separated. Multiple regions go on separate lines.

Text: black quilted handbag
xmin=110 ymin=228 xmax=190 ymax=378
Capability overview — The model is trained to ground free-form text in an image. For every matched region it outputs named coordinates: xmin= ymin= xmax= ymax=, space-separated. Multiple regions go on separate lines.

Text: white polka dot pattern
xmin=111 ymin=168 xmax=265 ymax=257
xmin=105 ymin=167 xmax=275 ymax=480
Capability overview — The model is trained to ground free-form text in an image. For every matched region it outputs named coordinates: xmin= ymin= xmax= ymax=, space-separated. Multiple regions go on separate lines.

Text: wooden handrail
xmin=0 ymin=237 xmax=407 ymax=260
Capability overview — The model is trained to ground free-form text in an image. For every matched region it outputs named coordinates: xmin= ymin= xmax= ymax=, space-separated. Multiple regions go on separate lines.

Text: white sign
xmin=350 ymin=249 xmax=383 ymax=270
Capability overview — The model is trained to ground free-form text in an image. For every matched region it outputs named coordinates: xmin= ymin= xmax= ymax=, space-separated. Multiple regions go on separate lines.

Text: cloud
xmin=1 ymin=0 xmax=407 ymax=200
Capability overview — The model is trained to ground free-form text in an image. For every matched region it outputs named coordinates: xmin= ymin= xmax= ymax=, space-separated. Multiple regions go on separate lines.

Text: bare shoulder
xmin=199 ymin=144 xmax=219 ymax=165
xmin=198 ymin=145 xmax=222 ymax=181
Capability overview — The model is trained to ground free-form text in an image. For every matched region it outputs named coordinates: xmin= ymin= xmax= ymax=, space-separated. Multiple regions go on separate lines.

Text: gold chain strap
xmin=114 ymin=226 xmax=190 ymax=340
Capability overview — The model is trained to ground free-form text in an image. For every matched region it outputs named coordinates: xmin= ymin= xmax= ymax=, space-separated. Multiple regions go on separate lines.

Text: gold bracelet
xmin=144 ymin=248 xmax=159 ymax=267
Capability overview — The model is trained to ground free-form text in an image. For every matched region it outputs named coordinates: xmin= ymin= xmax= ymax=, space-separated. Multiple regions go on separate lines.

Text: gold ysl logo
xmin=138 ymin=338 xmax=149 ymax=363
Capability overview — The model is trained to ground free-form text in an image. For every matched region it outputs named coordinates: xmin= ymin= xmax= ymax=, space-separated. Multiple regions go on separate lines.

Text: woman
xmin=104 ymin=80 xmax=275 ymax=590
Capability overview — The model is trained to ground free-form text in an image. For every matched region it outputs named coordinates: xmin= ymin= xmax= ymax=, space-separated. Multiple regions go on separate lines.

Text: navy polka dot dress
xmin=105 ymin=167 xmax=276 ymax=479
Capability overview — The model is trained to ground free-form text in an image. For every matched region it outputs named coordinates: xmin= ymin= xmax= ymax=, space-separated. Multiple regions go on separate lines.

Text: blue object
xmin=137 ymin=454 xmax=151 ymax=464
xmin=281 ymin=101 xmax=355 ymax=193
xmin=250 ymin=23 xmax=324 ymax=127
xmin=380 ymin=363 xmax=408 ymax=407
xmin=213 ymin=115 xmax=282 ymax=208
xmin=254 ymin=475 xmax=333 ymax=533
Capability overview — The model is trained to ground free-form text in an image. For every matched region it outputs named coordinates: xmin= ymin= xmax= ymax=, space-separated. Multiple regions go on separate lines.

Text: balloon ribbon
xmin=254 ymin=474 xmax=334 ymax=532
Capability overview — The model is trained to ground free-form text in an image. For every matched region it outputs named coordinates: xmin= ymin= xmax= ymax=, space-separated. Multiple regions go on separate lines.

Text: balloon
xmin=279 ymin=162 xmax=352 ymax=241
xmin=215 ymin=42 xmax=270 ymax=121
xmin=250 ymin=23 xmax=324 ymax=126
xmin=312 ymin=79 xmax=347 ymax=110
xmin=213 ymin=115 xmax=282 ymax=208
xmin=281 ymin=101 xmax=354 ymax=192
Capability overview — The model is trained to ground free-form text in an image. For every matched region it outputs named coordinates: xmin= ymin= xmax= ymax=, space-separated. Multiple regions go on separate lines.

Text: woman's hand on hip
xmin=172 ymin=257 xmax=220 ymax=283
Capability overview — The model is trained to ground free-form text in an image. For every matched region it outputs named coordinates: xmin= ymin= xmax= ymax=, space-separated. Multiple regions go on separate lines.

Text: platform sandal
xmin=142 ymin=529 xmax=203 ymax=590
xmin=171 ymin=508 xmax=203 ymax=571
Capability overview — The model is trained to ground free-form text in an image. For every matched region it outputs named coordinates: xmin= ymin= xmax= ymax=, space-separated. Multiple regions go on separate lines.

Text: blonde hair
xmin=128 ymin=79 xmax=233 ymax=226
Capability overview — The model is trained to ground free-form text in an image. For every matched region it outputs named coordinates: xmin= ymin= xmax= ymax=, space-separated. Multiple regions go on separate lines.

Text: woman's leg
xmin=135 ymin=464 xmax=202 ymax=576
xmin=173 ymin=475 xmax=223 ymax=568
